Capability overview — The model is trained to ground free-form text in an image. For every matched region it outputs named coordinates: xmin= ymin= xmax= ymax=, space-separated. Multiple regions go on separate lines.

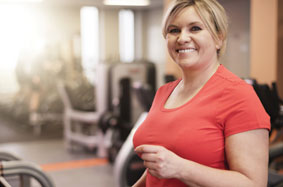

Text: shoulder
xmin=217 ymin=67 xmax=263 ymax=116
xmin=215 ymin=65 xmax=256 ymax=98
xmin=223 ymin=82 xmax=257 ymax=103
xmin=215 ymin=66 xmax=270 ymax=135
xmin=216 ymin=65 xmax=248 ymax=85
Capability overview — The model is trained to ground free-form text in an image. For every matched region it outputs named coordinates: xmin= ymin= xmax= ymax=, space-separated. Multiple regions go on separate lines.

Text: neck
xmin=180 ymin=62 xmax=220 ymax=91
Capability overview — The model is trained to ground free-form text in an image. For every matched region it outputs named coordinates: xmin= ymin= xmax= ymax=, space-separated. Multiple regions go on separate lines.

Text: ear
xmin=215 ymin=33 xmax=224 ymax=50
xmin=215 ymin=39 xmax=223 ymax=50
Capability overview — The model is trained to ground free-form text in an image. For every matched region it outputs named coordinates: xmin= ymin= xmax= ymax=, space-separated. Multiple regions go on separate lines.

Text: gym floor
xmin=0 ymin=115 xmax=115 ymax=187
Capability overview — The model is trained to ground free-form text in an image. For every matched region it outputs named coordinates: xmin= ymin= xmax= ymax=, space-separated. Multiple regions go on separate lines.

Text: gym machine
xmin=58 ymin=61 xmax=156 ymax=159
xmin=244 ymin=79 xmax=283 ymax=187
xmin=113 ymin=112 xmax=147 ymax=187
xmin=57 ymin=63 xmax=109 ymax=157
xmin=0 ymin=152 xmax=54 ymax=187
xmin=113 ymin=81 xmax=156 ymax=187
xmin=99 ymin=61 xmax=156 ymax=162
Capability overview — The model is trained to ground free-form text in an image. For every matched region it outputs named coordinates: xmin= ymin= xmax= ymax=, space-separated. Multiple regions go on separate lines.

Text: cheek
xmin=166 ymin=39 xmax=170 ymax=49
xmin=166 ymin=39 xmax=175 ymax=54
xmin=198 ymin=36 xmax=217 ymax=53
xmin=166 ymin=38 xmax=171 ymax=47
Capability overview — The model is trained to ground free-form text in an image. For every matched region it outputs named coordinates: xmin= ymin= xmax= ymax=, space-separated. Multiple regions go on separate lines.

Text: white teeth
xmin=178 ymin=49 xmax=195 ymax=53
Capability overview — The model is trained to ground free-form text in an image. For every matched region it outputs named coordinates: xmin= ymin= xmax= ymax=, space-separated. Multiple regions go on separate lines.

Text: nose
xmin=177 ymin=30 xmax=191 ymax=44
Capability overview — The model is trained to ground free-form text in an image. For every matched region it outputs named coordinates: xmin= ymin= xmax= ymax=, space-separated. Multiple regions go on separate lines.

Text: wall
xmin=278 ymin=1 xmax=283 ymax=97
xmin=142 ymin=7 xmax=167 ymax=86
xmin=218 ymin=0 xmax=250 ymax=78
xmin=250 ymin=0 xmax=278 ymax=85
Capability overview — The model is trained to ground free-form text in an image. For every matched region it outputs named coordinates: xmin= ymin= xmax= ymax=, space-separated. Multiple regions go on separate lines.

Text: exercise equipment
xmin=0 ymin=161 xmax=54 ymax=187
xmin=99 ymin=61 xmax=156 ymax=162
xmin=57 ymin=63 xmax=109 ymax=157
xmin=113 ymin=112 xmax=147 ymax=187
xmin=0 ymin=152 xmax=54 ymax=187
xmin=58 ymin=61 xmax=156 ymax=159
xmin=269 ymin=142 xmax=283 ymax=187
xmin=113 ymin=81 xmax=155 ymax=187
xmin=0 ymin=152 xmax=30 ymax=187
xmin=245 ymin=79 xmax=283 ymax=187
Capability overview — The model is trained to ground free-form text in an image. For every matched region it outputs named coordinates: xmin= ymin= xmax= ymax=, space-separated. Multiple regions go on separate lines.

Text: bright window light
xmin=80 ymin=6 xmax=99 ymax=84
xmin=0 ymin=0 xmax=43 ymax=2
xmin=119 ymin=9 xmax=134 ymax=63
xmin=0 ymin=4 xmax=44 ymax=94
xmin=104 ymin=0 xmax=150 ymax=6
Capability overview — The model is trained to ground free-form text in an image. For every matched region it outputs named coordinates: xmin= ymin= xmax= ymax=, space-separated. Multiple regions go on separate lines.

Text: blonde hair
xmin=162 ymin=0 xmax=228 ymax=58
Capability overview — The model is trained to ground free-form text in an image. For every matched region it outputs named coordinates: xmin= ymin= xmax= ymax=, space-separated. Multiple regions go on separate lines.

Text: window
xmin=0 ymin=4 xmax=43 ymax=94
xmin=80 ymin=6 xmax=99 ymax=84
xmin=119 ymin=9 xmax=134 ymax=63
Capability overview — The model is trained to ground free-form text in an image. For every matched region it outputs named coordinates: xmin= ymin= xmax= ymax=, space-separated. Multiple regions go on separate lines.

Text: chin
xmin=176 ymin=59 xmax=198 ymax=67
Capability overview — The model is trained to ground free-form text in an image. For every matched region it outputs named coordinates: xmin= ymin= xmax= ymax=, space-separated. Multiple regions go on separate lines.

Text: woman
xmin=132 ymin=0 xmax=270 ymax=186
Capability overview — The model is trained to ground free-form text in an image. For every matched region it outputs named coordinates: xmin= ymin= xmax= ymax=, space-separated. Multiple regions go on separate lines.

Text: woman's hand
xmin=135 ymin=145 xmax=183 ymax=179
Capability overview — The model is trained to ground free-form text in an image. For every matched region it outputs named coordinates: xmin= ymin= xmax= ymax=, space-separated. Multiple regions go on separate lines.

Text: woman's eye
xmin=191 ymin=26 xmax=201 ymax=31
xmin=168 ymin=28 xmax=180 ymax=33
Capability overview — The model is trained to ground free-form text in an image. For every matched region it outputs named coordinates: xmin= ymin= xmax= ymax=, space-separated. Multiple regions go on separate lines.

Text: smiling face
xmin=166 ymin=6 xmax=221 ymax=70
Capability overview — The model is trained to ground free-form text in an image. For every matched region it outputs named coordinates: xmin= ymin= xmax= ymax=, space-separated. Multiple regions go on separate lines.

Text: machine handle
xmin=0 ymin=160 xmax=54 ymax=187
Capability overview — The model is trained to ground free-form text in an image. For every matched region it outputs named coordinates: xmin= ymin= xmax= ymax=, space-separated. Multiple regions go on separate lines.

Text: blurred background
xmin=0 ymin=0 xmax=282 ymax=187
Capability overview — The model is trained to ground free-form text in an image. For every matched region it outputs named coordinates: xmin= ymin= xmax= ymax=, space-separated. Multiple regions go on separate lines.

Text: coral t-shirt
xmin=133 ymin=65 xmax=270 ymax=187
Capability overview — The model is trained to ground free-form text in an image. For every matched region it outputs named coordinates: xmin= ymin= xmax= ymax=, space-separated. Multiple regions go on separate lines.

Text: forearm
xmin=176 ymin=158 xmax=263 ymax=187
xmin=132 ymin=169 xmax=147 ymax=187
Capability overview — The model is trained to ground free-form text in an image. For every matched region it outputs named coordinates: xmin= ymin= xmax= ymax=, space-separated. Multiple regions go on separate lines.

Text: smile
xmin=176 ymin=48 xmax=196 ymax=53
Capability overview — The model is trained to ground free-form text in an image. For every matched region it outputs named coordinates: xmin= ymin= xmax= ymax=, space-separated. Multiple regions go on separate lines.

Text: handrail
xmin=0 ymin=160 xmax=54 ymax=187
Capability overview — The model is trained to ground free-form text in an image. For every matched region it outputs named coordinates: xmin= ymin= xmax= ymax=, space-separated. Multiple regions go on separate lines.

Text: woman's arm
xmin=132 ymin=169 xmax=147 ymax=187
xmin=135 ymin=129 xmax=269 ymax=187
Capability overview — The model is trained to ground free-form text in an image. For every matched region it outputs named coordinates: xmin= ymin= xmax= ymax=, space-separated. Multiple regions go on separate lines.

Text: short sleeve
xmin=217 ymin=82 xmax=271 ymax=137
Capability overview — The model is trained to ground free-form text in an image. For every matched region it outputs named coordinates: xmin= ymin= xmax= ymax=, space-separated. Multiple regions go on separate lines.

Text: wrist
xmin=174 ymin=157 xmax=189 ymax=180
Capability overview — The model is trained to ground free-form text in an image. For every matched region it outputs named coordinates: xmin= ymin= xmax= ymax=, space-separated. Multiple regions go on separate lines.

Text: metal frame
xmin=57 ymin=64 xmax=109 ymax=157
xmin=113 ymin=112 xmax=147 ymax=187
xmin=1 ymin=161 xmax=54 ymax=187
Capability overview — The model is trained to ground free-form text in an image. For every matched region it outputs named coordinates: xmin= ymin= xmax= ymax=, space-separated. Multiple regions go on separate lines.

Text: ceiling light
xmin=103 ymin=0 xmax=150 ymax=6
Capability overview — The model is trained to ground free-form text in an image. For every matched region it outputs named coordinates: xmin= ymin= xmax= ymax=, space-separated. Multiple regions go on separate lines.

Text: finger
xmin=143 ymin=160 xmax=156 ymax=170
xmin=135 ymin=145 xmax=161 ymax=153
xmin=147 ymin=168 xmax=160 ymax=178
xmin=141 ymin=153 xmax=157 ymax=162
xmin=135 ymin=145 xmax=153 ymax=153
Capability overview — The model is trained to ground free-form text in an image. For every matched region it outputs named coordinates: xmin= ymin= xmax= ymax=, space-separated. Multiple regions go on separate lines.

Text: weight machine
xmin=0 ymin=152 xmax=54 ymax=187
xmin=57 ymin=61 xmax=156 ymax=159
